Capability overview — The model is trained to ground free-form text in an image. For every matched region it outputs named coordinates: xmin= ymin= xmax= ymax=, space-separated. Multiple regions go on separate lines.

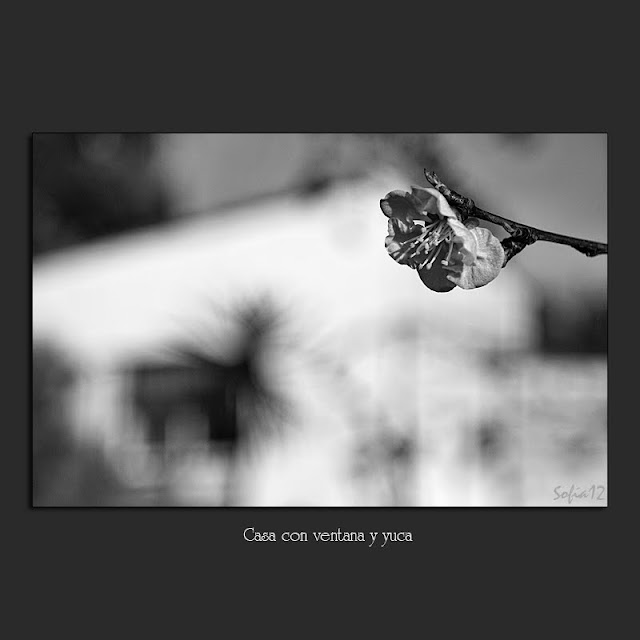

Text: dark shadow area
xmin=33 ymin=133 xmax=170 ymax=256
xmin=537 ymin=294 xmax=607 ymax=354
xmin=33 ymin=341 xmax=127 ymax=506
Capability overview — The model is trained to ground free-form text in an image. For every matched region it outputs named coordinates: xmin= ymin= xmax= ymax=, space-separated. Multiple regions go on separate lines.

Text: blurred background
xmin=32 ymin=133 xmax=607 ymax=506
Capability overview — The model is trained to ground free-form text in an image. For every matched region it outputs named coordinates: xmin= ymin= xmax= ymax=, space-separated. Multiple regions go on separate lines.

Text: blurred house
xmin=32 ymin=137 xmax=607 ymax=506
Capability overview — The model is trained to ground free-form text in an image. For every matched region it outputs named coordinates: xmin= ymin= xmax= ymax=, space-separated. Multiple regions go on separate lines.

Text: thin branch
xmin=424 ymin=170 xmax=608 ymax=265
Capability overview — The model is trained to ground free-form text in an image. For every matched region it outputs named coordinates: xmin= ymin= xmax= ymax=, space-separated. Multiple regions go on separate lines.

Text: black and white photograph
xmin=31 ymin=133 xmax=607 ymax=507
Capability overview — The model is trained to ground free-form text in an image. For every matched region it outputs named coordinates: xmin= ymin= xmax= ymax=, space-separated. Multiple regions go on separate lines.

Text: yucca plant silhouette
xmin=144 ymin=296 xmax=291 ymax=505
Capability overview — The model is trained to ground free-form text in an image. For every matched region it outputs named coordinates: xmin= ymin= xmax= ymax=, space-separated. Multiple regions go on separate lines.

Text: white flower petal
xmin=447 ymin=227 xmax=505 ymax=290
xmin=448 ymin=218 xmax=478 ymax=264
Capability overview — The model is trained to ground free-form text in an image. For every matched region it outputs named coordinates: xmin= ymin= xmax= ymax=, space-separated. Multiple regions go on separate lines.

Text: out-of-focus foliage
xmin=33 ymin=341 xmax=126 ymax=506
xmin=498 ymin=132 xmax=541 ymax=151
xmin=33 ymin=133 xmax=170 ymax=256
